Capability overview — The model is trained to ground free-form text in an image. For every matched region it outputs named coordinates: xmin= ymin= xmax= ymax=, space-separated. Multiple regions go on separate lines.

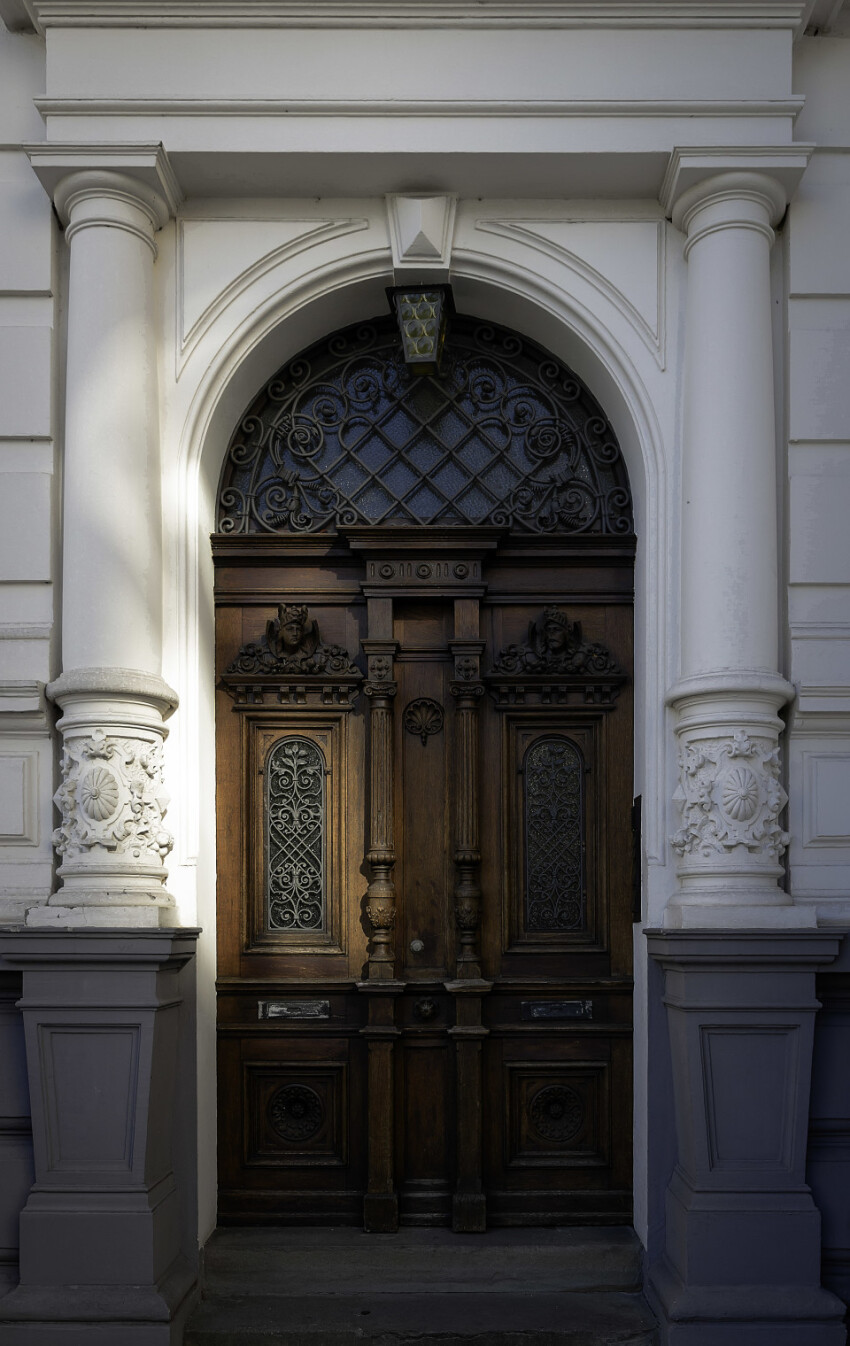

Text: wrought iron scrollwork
xmin=217 ymin=316 xmax=633 ymax=536
xmin=266 ymin=737 xmax=326 ymax=932
xmin=524 ymin=736 xmax=585 ymax=932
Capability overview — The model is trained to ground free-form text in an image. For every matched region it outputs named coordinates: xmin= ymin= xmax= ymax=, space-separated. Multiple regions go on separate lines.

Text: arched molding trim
xmin=172 ymin=246 xmax=668 ymax=883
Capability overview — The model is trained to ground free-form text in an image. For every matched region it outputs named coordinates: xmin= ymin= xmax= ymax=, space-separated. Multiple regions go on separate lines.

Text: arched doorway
xmin=212 ymin=312 xmax=635 ymax=1231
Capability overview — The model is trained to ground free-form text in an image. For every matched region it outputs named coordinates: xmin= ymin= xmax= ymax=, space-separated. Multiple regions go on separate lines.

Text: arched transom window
xmin=217 ymin=315 xmax=632 ymax=536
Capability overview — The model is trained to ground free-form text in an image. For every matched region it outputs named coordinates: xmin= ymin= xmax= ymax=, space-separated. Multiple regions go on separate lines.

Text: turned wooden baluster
xmin=362 ymin=632 xmax=399 ymax=980
xmin=359 ymin=618 xmax=403 ymax=1232
xmin=449 ymin=631 xmax=486 ymax=979
xmin=447 ymin=609 xmax=491 ymax=1232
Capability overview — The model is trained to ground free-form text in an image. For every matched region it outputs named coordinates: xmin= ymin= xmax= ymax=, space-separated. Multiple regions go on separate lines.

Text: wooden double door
xmin=216 ymin=528 xmax=634 ymax=1229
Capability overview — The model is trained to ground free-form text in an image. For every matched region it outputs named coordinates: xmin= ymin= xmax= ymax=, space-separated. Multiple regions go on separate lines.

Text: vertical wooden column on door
xmin=359 ymin=598 xmax=403 ymax=1231
xmin=446 ymin=597 xmax=491 ymax=1233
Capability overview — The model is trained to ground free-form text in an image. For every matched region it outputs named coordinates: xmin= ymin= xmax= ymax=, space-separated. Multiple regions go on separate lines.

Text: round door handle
xmin=409 ymin=938 xmax=424 ymax=953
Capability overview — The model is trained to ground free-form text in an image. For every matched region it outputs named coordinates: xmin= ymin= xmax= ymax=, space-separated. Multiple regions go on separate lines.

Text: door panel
xmin=215 ymin=534 xmax=633 ymax=1226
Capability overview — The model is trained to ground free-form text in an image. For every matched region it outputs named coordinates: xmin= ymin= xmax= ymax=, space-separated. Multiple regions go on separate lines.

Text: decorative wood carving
xmin=487 ymin=605 xmax=625 ymax=707
xmin=221 ymin=602 xmax=363 ymax=707
xmin=363 ymin=639 xmax=400 ymax=979
xmin=403 ymin=697 xmax=444 ymax=747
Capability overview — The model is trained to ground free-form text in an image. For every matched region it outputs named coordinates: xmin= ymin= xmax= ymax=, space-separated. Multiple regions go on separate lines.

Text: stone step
xmin=185 ymin=1228 xmax=658 ymax=1346
xmin=185 ymin=1291 xmax=657 ymax=1346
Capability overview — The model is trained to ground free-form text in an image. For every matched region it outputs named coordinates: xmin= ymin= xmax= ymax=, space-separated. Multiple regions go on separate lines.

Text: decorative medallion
xmin=52 ymin=728 xmax=173 ymax=863
xmin=403 ymin=698 xmax=444 ymax=746
xmin=226 ymin=603 xmax=360 ymax=678
xmin=672 ymin=730 xmax=790 ymax=861
xmin=217 ymin=316 xmax=632 ymax=536
xmin=268 ymin=1084 xmax=324 ymax=1142
xmin=528 ymin=1083 xmax=585 ymax=1144
xmin=78 ymin=766 xmax=121 ymax=822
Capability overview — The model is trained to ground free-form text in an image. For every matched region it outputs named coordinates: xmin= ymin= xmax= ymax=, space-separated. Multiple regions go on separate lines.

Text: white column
xmin=28 ymin=158 xmax=180 ymax=927
xmin=665 ymin=164 xmax=812 ymax=928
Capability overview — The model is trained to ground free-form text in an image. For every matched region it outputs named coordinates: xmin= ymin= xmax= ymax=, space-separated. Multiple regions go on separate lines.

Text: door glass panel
xmin=266 ymin=737 xmax=326 ymax=933
xmin=523 ymin=736 xmax=585 ymax=932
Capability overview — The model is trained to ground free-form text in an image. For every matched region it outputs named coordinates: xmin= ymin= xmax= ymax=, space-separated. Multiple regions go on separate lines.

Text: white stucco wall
xmin=786 ymin=29 xmax=850 ymax=922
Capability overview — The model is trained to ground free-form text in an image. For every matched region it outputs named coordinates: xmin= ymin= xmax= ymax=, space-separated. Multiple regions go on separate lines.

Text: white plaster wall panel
xmin=0 ymin=326 xmax=52 ymax=438
xmin=789 ymin=461 xmax=850 ymax=583
xmin=0 ymin=637 xmax=50 ymax=682
xmin=789 ymin=582 xmax=850 ymax=627
xmin=788 ymin=300 xmax=850 ymax=442
xmin=178 ymin=214 xmax=370 ymax=357
xmin=46 ymin=26 xmax=791 ymax=103
xmin=0 ymin=750 xmax=37 ymax=845
xmin=0 ymin=472 xmax=51 ymax=580
xmin=788 ymin=184 xmax=850 ymax=297
xmin=0 ymin=30 xmax=45 ymax=142
xmin=473 ymin=218 xmax=665 ymax=363
xmin=803 ymin=754 xmax=850 ymax=847
xmin=0 ymin=582 xmax=53 ymax=626
xmin=791 ymin=638 xmax=850 ymax=697
xmin=793 ymin=36 xmax=850 ymax=146
xmin=0 ymin=154 xmax=54 ymax=295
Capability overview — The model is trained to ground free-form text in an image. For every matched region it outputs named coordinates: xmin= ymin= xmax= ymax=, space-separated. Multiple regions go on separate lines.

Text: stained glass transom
xmin=524 ymin=737 xmax=585 ymax=932
xmin=218 ymin=316 xmax=632 ymax=536
xmin=266 ymin=738 xmax=326 ymax=932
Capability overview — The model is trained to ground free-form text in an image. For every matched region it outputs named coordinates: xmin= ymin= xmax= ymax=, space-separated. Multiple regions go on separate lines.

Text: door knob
xmin=409 ymin=938 xmax=424 ymax=953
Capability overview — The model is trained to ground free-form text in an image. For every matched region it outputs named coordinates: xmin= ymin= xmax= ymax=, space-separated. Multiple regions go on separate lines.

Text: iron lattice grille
xmin=217 ymin=316 xmax=632 ymax=535
xmin=523 ymin=736 xmax=585 ymax=932
xmin=265 ymin=737 xmax=326 ymax=932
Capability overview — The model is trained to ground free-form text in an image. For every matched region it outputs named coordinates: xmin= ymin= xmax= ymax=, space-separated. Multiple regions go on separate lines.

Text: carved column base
xmin=34 ymin=669 xmax=179 ymax=929
xmin=666 ymin=674 xmax=815 ymax=930
xmin=646 ymin=931 xmax=846 ymax=1345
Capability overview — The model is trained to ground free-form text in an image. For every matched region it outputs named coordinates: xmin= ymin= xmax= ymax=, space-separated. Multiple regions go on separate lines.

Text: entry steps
xmin=184 ymin=1226 xmax=658 ymax=1346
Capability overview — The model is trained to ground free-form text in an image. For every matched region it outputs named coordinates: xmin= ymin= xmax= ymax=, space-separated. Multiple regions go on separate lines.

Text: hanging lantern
xmin=387 ymin=285 xmax=454 ymax=377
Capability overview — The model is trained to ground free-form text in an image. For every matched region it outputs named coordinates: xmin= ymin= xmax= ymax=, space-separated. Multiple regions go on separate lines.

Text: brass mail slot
xmin=258 ymin=999 xmax=330 ymax=1021
xmin=520 ymin=999 xmax=593 ymax=1021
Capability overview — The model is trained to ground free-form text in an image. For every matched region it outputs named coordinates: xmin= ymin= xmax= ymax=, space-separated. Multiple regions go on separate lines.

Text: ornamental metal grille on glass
xmin=217 ymin=316 xmax=632 ymax=535
xmin=266 ymin=738 xmax=326 ymax=932
xmin=524 ymin=736 xmax=585 ymax=932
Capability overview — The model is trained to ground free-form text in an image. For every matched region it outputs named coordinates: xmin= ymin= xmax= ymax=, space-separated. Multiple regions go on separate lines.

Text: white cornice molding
xmin=660 ymin=145 xmax=814 ymax=220
xmin=24 ymin=142 xmax=183 ymax=218
xmin=34 ymin=97 xmax=807 ymax=121
xmin=2 ymin=0 xmax=808 ymax=33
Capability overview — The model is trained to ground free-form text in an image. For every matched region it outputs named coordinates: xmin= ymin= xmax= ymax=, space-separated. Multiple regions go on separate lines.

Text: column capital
xmin=25 ymin=142 xmax=182 ymax=255
xmin=660 ymin=145 xmax=812 ymax=237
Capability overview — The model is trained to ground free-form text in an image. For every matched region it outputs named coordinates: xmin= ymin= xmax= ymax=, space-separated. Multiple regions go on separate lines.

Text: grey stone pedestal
xmin=646 ymin=930 xmax=847 ymax=1346
xmin=0 ymin=928 xmax=200 ymax=1346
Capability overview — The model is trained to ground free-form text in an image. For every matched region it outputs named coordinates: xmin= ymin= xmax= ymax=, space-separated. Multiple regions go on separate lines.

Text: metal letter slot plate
xmin=521 ymin=999 xmax=593 ymax=1022
xmin=258 ymin=999 xmax=330 ymax=1021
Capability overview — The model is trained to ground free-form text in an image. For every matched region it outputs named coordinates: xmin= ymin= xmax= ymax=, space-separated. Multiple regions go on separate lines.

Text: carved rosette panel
xmin=53 ymin=727 xmax=173 ymax=865
xmin=671 ymin=730 xmax=790 ymax=862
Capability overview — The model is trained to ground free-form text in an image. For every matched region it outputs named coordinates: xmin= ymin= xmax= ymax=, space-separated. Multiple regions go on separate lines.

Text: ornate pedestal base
xmin=0 ymin=929 xmax=200 ymax=1346
xmin=31 ymin=670 xmax=179 ymax=929
xmin=646 ymin=931 xmax=846 ymax=1345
